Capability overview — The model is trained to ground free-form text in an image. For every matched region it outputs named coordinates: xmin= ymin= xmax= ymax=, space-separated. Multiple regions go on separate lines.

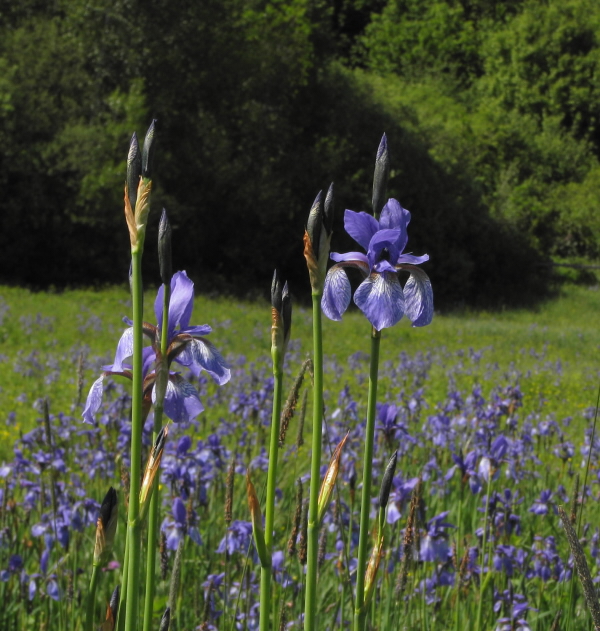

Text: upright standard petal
xmin=82 ymin=375 xmax=106 ymax=424
xmin=354 ymin=272 xmax=405 ymax=331
xmin=402 ymin=267 xmax=434 ymax=327
xmin=112 ymin=328 xmax=134 ymax=372
xmin=322 ymin=265 xmax=352 ymax=321
xmin=343 ymin=210 xmax=379 ymax=251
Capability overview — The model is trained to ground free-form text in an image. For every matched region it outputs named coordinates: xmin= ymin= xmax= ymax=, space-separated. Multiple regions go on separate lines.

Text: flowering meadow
xmin=1 ymin=129 xmax=600 ymax=631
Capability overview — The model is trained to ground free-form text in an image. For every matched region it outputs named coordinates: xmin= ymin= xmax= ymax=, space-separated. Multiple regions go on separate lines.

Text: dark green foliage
xmin=2 ymin=0 xmax=598 ymax=310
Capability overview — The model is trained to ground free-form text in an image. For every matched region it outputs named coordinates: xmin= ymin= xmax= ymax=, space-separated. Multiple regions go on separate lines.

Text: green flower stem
xmin=85 ymin=565 xmax=100 ymax=631
xmin=142 ymin=283 xmax=170 ymax=631
xmin=476 ymin=472 xmax=494 ymax=631
xmin=259 ymin=356 xmax=284 ymax=631
xmin=117 ymin=536 xmax=129 ymax=631
xmin=353 ymin=328 xmax=381 ymax=631
xmin=124 ymin=247 xmax=145 ymax=631
xmin=304 ymin=292 xmax=324 ymax=631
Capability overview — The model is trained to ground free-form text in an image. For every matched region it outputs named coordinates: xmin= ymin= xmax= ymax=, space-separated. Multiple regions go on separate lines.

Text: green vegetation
xmin=2 ymin=0 xmax=599 ymax=309
xmin=1 ymin=280 xmax=598 ymax=453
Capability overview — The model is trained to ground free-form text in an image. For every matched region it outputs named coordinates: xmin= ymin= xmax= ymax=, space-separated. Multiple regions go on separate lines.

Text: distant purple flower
xmin=161 ymin=496 xmax=202 ymax=550
xmin=83 ymin=271 xmax=230 ymax=424
xmin=529 ymin=490 xmax=556 ymax=516
xmin=420 ymin=511 xmax=455 ymax=562
xmin=322 ymin=199 xmax=433 ymax=331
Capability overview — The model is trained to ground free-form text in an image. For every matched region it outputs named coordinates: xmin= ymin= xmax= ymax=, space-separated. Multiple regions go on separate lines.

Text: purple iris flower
xmin=83 ymin=271 xmax=230 ymax=424
xmin=321 ymin=199 xmax=433 ymax=330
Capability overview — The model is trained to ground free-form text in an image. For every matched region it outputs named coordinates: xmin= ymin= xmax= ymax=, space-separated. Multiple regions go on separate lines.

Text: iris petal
xmin=82 ymin=375 xmax=105 ymax=424
xmin=402 ymin=267 xmax=434 ymax=327
xmin=180 ymin=339 xmax=231 ymax=385
xmin=160 ymin=375 xmax=204 ymax=423
xmin=354 ymin=272 xmax=405 ymax=331
xmin=168 ymin=271 xmax=195 ymax=331
xmin=112 ymin=328 xmax=133 ymax=372
xmin=322 ymin=265 xmax=352 ymax=321
xmin=343 ymin=210 xmax=379 ymax=250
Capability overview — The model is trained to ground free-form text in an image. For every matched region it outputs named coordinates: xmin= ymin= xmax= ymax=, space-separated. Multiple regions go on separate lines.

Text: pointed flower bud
xmin=304 ymin=186 xmax=334 ymax=293
xmin=142 ymin=119 xmax=157 ymax=179
xmin=139 ymin=426 xmax=168 ymax=520
xmin=246 ymin=469 xmax=270 ymax=568
xmin=94 ymin=487 xmax=118 ymax=566
xmin=126 ymin=132 xmax=142 ymax=212
xmin=271 ymin=270 xmax=292 ymax=371
xmin=372 ymin=133 xmax=390 ymax=219
xmin=378 ymin=450 xmax=397 ymax=526
xmin=158 ymin=209 xmax=173 ymax=286
xmin=306 ymin=191 xmax=323 ymax=261
xmin=363 ymin=537 xmax=385 ymax=610
xmin=317 ymin=432 xmax=349 ymax=525
xmin=159 ymin=607 xmax=171 ymax=631
xmin=324 ymin=182 xmax=335 ymax=235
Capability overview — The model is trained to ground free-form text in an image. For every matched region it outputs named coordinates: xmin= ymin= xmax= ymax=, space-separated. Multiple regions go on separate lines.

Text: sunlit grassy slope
xmin=0 ymin=281 xmax=598 ymax=454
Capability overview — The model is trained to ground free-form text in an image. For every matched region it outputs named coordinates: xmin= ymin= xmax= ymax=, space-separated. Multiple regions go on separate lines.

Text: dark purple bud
xmin=306 ymin=191 xmax=323 ymax=255
xmin=159 ymin=607 xmax=171 ymax=631
xmin=372 ymin=133 xmax=390 ymax=218
xmin=158 ymin=209 xmax=172 ymax=285
xmin=99 ymin=487 xmax=118 ymax=531
xmin=271 ymin=269 xmax=283 ymax=313
xmin=379 ymin=450 xmax=397 ymax=511
xmin=324 ymin=182 xmax=335 ymax=235
xmin=282 ymin=281 xmax=292 ymax=346
xmin=142 ymin=119 xmax=157 ymax=178
xmin=127 ymin=132 xmax=141 ymax=209
xmin=109 ymin=585 xmax=120 ymax=622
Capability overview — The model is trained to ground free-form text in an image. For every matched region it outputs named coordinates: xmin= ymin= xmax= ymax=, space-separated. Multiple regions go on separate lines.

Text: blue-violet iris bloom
xmin=322 ymin=199 xmax=433 ymax=331
xmin=83 ymin=271 xmax=231 ymax=424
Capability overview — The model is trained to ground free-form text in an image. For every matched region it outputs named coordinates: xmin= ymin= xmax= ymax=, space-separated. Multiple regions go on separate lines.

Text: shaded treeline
xmin=5 ymin=0 xmax=600 ymax=308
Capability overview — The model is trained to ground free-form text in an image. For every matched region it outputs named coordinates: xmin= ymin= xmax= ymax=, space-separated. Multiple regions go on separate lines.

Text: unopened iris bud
xmin=324 ymin=182 xmax=335 ymax=236
xmin=139 ymin=426 xmax=168 ymax=520
xmin=372 ymin=133 xmax=390 ymax=219
xmin=126 ymin=132 xmax=141 ymax=212
xmin=317 ymin=432 xmax=349 ymax=525
xmin=271 ymin=270 xmax=292 ymax=371
xmin=142 ymin=119 xmax=157 ymax=179
xmin=306 ymin=191 xmax=323 ymax=260
xmin=304 ymin=186 xmax=334 ymax=293
xmin=363 ymin=537 xmax=385 ymax=611
xmin=158 ymin=607 xmax=171 ymax=631
xmin=93 ymin=487 xmax=118 ymax=567
xmin=378 ymin=450 xmax=397 ymax=533
xmin=246 ymin=469 xmax=270 ymax=568
xmin=158 ymin=209 xmax=172 ymax=286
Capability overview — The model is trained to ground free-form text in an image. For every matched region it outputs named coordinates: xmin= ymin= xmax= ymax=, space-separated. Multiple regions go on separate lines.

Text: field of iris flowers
xmin=0 ymin=278 xmax=599 ymax=630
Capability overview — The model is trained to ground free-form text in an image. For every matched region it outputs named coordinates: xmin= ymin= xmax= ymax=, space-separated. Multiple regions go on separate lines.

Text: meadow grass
xmin=0 ymin=280 xmax=599 ymax=631
xmin=1 ymin=281 xmax=598 ymax=448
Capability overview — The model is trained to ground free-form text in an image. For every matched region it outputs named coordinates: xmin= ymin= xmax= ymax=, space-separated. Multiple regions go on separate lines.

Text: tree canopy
xmin=2 ymin=0 xmax=598 ymax=308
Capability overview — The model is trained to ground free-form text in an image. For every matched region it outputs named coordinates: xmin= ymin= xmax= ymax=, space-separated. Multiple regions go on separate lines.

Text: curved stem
xmin=304 ymin=293 xmax=324 ymax=631
xmin=353 ymin=328 xmax=381 ymax=631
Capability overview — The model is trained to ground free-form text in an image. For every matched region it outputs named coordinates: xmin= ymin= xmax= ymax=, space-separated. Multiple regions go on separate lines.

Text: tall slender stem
xmin=353 ymin=328 xmax=381 ymax=631
xmin=142 ymin=283 xmax=169 ymax=631
xmin=304 ymin=292 xmax=324 ymax=631
xmin=259 ymin=362 xmax=284 ymax=631
xmin=124 ymin=247 xmax=145 ymax=631
xmin=85 ymin=565 xmax=100 ymax=631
